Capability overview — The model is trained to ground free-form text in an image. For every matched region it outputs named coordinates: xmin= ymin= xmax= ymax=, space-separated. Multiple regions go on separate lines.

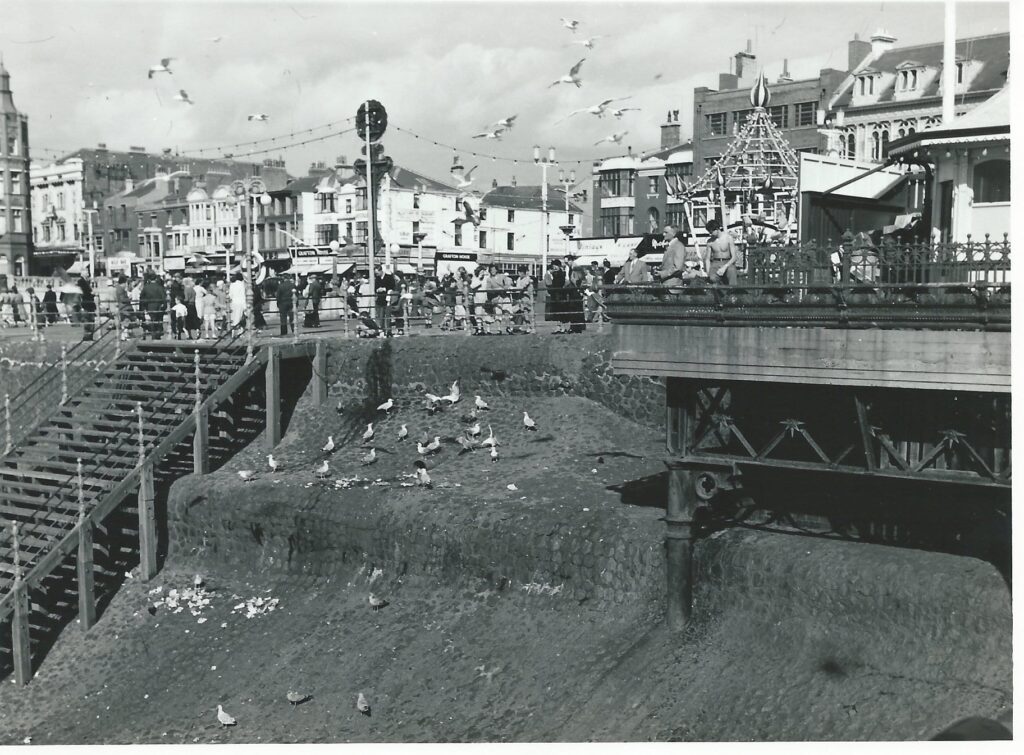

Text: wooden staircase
xmin=0 ymin=333 xmax=270 ymax=683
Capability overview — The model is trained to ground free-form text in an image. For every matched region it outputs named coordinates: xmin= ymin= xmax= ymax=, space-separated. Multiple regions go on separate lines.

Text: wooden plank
xmin=0 ymin=469 xmax=115 ymax=489
xmin=77 ymin=519 xmax=97 ymax=629
xmin=11 ymin=582 xmax=31 ymax=684
xmin=193 ymin=407 xmax=209 ymax=475
xmin=613 ymin=325 xmax=1011 ymax=393
xmin=266 ymin=346 xmax=280 ymax=449
xmin=137 ymin=462 xmax=157 ymax=581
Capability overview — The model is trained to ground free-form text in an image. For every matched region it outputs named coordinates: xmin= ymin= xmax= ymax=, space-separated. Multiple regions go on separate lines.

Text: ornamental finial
xmin=750 ymin=70 xmax=771 ymax=109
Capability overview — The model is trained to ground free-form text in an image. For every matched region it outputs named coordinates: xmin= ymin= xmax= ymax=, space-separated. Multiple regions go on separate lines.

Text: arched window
xmin=972 ymin=160 xmax=1010 ymax=203
xmin=847 ymin=132 xmax=857 ymax=160
xmin=871 ymin=131 xmax=882 ymax=161
xmin=881 ymin=131 xmax=890 ymax=158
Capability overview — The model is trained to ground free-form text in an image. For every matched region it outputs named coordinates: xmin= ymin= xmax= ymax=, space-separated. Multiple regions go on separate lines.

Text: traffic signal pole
xmin=365 ymin=101 xmax=376 ymax=298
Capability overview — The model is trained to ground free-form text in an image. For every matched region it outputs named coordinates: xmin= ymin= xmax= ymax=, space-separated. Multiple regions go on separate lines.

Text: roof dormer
xmin=892 ymin=60 xmax=937 ymax=101
xmin=852 ymin=68 xmax=886 ymax=105
xmin=937 ymin=56 xmax=982 ymax=96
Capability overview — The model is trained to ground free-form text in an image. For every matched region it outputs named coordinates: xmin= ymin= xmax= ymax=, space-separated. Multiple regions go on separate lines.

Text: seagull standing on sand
xmin=237 ymin=470 xmax=255 ymax=482
xmin=523 ymin=411 xmax=537 ymax=431
xmin=361 ymin=448 xmax=377 ymax=465
xmin=267 ymin=454 xmax=279 ymax=473
xmin=467 ymin=422 xmax=481 ymax=438
xmin=397 ymin=424 xmax=408 ymax=441
xmin=368 ymin=594 xmax=387 ymax=612
xmin=490 ymin=445 xmax=499 ymax=463
xmin=474 ymin=395 xmax=489 ymax=411
xmin=315 ymin=459 xmax=330 ymax=479
xmin=322 ymin=435 xmax=336 ymax=454
xmin=415 ymin=467 xmax=432 ymax=487
xmin=417 ymin=441 xmax=430 ymax=455
xmin=148 ymin=57 xmax=174 ymax=79
xmin=377 ymin=398 xmax=394 ymax=414
xmin=287 ymin=691 xmax=309 ymax=705
xmin=357 ymin=692 xmax=372 ymax=715
xmin=425 ymin=436 xmax=442 ymax=453
xmin=481 ymin=425 xmax=499 ymax=447
xmin=549 ymin=58 xmax=586 ymax=88
xmin=194 ymin=574 xmax=204 ymax=588
xmin=362 ymin=423 xmax=375 ymax=443
xmin=217 ymin=705 xmax=237 ymax=726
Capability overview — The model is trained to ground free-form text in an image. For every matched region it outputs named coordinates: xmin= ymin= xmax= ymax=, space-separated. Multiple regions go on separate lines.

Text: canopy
xmin=66 ymin=260 xmax=86 ymax=274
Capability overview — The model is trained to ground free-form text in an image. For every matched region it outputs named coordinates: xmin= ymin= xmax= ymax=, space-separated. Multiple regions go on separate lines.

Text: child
xmin=453 ymin=294 xmax=469 ymax=332
xmin=171 ymin=296 xmax=188 ymax=340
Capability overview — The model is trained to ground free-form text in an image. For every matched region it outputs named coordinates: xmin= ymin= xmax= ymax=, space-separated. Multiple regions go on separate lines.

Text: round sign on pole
xmin=356 ymin=100 xmax=388 ymax=142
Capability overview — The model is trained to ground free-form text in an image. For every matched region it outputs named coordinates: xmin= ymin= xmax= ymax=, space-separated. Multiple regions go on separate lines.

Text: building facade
xmin=0 ymin=61 xmax=31 ymax=278
xmin=29 ymin=158 xmax=86 ymax=274
xmin=826 ymin=31 xmax=1010 ymax=163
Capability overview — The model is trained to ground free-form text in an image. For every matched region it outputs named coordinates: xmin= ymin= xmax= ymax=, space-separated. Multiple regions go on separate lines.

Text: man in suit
xmin=306 ymin=273 xmax=322 ymax=327
xmin=276 ymin=273 xmax=296 ymax=336
xmin=657 ymin=224 xmax=687 ymax=284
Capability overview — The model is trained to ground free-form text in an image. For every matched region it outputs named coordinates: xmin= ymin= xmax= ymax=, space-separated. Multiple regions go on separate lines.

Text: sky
xmin=0 ymin=0 xmax=1011 ymax=193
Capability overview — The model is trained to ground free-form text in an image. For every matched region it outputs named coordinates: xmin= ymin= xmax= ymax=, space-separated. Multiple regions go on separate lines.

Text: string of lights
xmin=389 ymin=124 xmax=649 ymax=167
xmin=176 ymin=116 xmax=357 ymax=155
xmin=218 ymin=126 xmax=358 ymax=159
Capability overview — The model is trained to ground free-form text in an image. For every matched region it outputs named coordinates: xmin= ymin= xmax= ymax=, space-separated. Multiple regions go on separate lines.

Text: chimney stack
xmin=870 ymin=29 xmax=897 ymax=58
xmin=660 ymin=109 xmax=681 ymax=149
xmin=735 ymin=41 xmax=757 ymax=88
xmin=848 ymin=32 xmax=872 ymax=70
xmin=777 ymin=59 xmax=793 ymax=83
xmin=491 ymin=178 xmax=498 ymax=189
xmin=511 ymin=175 xmax=517 ymax=187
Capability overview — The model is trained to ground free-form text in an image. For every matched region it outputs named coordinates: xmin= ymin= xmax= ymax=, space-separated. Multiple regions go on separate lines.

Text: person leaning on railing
xmin=704 ymin=219 xmax=740 ymax=285
xmin=512 ymin=265 xmax=535 ymax=334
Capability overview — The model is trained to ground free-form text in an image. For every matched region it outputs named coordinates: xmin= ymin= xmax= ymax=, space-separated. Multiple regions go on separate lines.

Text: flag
xmin=664 ymin=175 xmax=676 ymax=198
xmin=714 ymin=164 xmax=725 ymax=189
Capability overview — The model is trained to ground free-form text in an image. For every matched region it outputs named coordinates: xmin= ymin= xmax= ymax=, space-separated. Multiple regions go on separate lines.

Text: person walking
xmin=276 ymin=273 xmax=296 ymax=336
xmin=228 ymin=273 xmax=247 ymax=333
xmin=139 ymin=273 xmax=167 ymax=339
xmin=306 ymin=273 xmax=322 ymax=328
xmin=114 ymin=275 xmax=136 ymax=338
xmin=42 ymin=284 xmax=58 ymax=325
xmin=182 ymin=276 xmax=200 ymax=339
xmin=194 ymin=278 xmax=216 ymax=339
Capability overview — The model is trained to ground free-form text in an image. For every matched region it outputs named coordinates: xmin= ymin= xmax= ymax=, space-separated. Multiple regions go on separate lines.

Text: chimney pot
xmin=492 ymin=178 xmax=498 ymax=188
xmin=511 ymin=175 xmax=517 ymax=187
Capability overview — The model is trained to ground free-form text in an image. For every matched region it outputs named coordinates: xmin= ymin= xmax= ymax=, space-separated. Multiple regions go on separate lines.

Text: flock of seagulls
xmin=146 ymin=45 xmax=269 ymax=121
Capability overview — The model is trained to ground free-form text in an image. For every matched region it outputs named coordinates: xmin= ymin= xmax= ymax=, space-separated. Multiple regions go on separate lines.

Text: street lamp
xmin=557 ymin=168 xmax=576 ymax=262
xmin=533 ymin=145 xmax=556 ymax=276
xmin=230 ymin=178 xmax=270 ymax=362
xmin=82 ymin=208 xmax=98 ymax=279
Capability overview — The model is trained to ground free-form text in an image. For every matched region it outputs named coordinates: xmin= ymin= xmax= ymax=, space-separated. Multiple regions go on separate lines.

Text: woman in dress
xmin=228 ymin=273 xmax=247 ymax=332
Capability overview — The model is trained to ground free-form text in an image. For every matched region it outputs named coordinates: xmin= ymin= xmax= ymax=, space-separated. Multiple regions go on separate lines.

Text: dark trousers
xmin=279 ymin=307 xmax=294 ymax=335
xmin=309 ymin=301 xmax=321 ymax=327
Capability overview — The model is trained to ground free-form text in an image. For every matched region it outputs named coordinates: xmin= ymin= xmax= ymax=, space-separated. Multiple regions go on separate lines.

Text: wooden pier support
xmin=265 ymin=346 xmax=281 ymax=448
xmin=11 ymin=582 xmax=31 ymax=684
xmin=137 ymin=461 xmax=157 ymax=581
xmin=313 ymin=340 xmax=328 ymax=406
xmin=77 ymin=522 xmax=97 ymax=630
xmin=193 ymin=407 xmax=210 ymax=475
xmin=665 ymin=464 xmax=698 ymax=630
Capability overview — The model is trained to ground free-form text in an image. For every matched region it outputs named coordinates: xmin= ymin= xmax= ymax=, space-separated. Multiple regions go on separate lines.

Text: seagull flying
xmin=610 ymin=107 xmax=641 ymax=119
xmin=562 ymin=97 xmax=631 ymax=121
xmin=377 ymin=398 xmax=394 ymax=413
xmin=492 ymin=115 xmax=518 ymax=129
xmin=217 ymin=705 xmax=237 ymax=726
xmin=451 ymin=166 xmax=478 ymax=190
xmin=315 ymin=459 xmax=330 ymax=479
xmin=362 ymin=423 xmax=375 ymax=443
xmin=322 ymin=435 xmax=335 ymax=454
xmin=147 ymin=57 xmax=174 ymax=79
xmin=523 ymin=411 xmax=537 ymax=431
xmin=247 ymin=113 xmax=270 ymax=121
xmin=237 ymin=470 xmax=255 ymax=482
xmin=451 ymin=198 xmax=480 ymax=228
xmin=593 ymin=130 xmax=628 ymax=146
xmin=397 ymin=424 xmax=408 ymax=441
xmin=472 ymin=128 xmax=505 ymax=140
xmin=209 ymin=36 xmax=224 ymax=43
xmin=267 ymin=454 xmax=279 ymax=473
xmin=357 ymin=691 xmax=372 ymax=715
xmin=549 ymin=58 xmax=586 ymax=88
xmin=361 ymin=448 xmax=377 ymax=465
xmin=425 ymin=392 xmax=443 ymax=405
xmin=173 ymin=89 xmax=194 ymax=105
xmin=570 ymin=35 xmax=604 ymax=49
xmin=560 ymin=17 xmax=580 ymax=31
xmin=474 ymin=395 xmax=489 ymax=411
xmin=481 ymin=425 xmax=499 ymax=447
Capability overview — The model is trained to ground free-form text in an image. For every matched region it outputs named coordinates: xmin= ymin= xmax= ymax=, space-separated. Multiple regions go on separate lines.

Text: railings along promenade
xmin=0 ymin=324 xmax=255 ymax=683
xmin=604 ymin=236 xmax=1011 ymax=331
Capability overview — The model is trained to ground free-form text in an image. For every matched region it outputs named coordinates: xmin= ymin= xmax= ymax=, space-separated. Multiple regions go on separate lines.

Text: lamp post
xmin=82 ymin=209 xmax=98 ymax=279
xmin=231 ymin=178 xmax=270 ymax=361
xmin=558 ymin=168 xmax=576 ymax=262
xmin=533 ymin=145 xmax=556 ymax=277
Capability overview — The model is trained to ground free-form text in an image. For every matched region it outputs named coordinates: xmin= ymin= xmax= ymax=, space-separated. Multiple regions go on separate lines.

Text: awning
xmin=66 ymin=260 xmax=86 ymax=274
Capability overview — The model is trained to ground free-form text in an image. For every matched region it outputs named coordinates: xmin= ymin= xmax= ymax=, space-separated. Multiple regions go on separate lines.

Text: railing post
xmin=11 ymin=523 xmax=32 ymax=685
xmin=136 ymin=401 xmax=145 ymax=466
xmin=193 ymin=348 xmax=209 ymax=474
xmin=293 ymin=288 xmax=301 ymax=344
xmin=137 ymin=461 xmax=157 ymax=581
xmin=114 ymin=309 xmax=123 ymax=360
xmin=76 ymin=458 xmax=97 ymax=630
xmin=265 ymin=345 xmax=281 ymax=449
xmin=194 ymin=349 xmax=202 ymax=412
xmin=60 ymin=344 xmax=69 ymax=405
xmin=313 ymin=340 xmax=328 ymax=406
xmin=4 ymin=393 xmax=11 ymax=455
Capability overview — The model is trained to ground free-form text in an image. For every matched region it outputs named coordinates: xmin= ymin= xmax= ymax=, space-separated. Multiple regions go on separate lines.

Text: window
xmin=769 ymin=105 xmax=789 ymax=129
xmin=93 ymin=235 xmax=103 ymax=253
xmin=706 ymin=112 xmax=727 ymax=136
xmin=507 ymin=232 xmax=515 ymax=251
xmin=12 ymin=209 xmax=22 ymax=233
xmin=315 ymin=224 xmax=338 ymax=245
xmin=57 ymin=192 xmax=65 ymax=210
xmin=42 ymin=224 xmax=51 ymax=242
xmin=648 ymin=176 xmax=659 ymax=194
xmin=568 ymin=214 xmax=575 ymax=226
xmin=412 ymin=193 xmax=420 ymax=209
xmin=454 ymin=226 xmax=462 ymax=247
xmin=845 ymin=132 xmax=856 ymax=160
xmin=57 ymin=221 xmax=66 ymax=241
xmin=479 ymin=230 xmax=487 ymax=248
xmin=795 ymin=102 xmax=817 ymax=127
xmin=598 ymin=207 xmax=634 ymax=236
xmin=412 ymin=221 xmax=420 ymax=238
xmin=345 ymin=199 xmax=352 ymax=214
xmin=973 ymin=160 xmax=1010 ymax=203
xmin=734 ymin=109 xmax=753 ymax=127
xmin=598 ymin=169 xmax=635 ymax=198
xmin=316 ymin=192 xmax=336 ymax=213
xmin=911 ymin=70 xmax=918 ymax=89
xmin=870 ymin=131 xmax=882 ymax=161
xmin=346 ymin=222 xmax=353 ymax=239
xmin=150 ymin=213 xmax=157 ymax=227
xmin=956 ymin=62 xmax=964 ymax=84
xmin=880 ymin=131 xmax=890 ymax=159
